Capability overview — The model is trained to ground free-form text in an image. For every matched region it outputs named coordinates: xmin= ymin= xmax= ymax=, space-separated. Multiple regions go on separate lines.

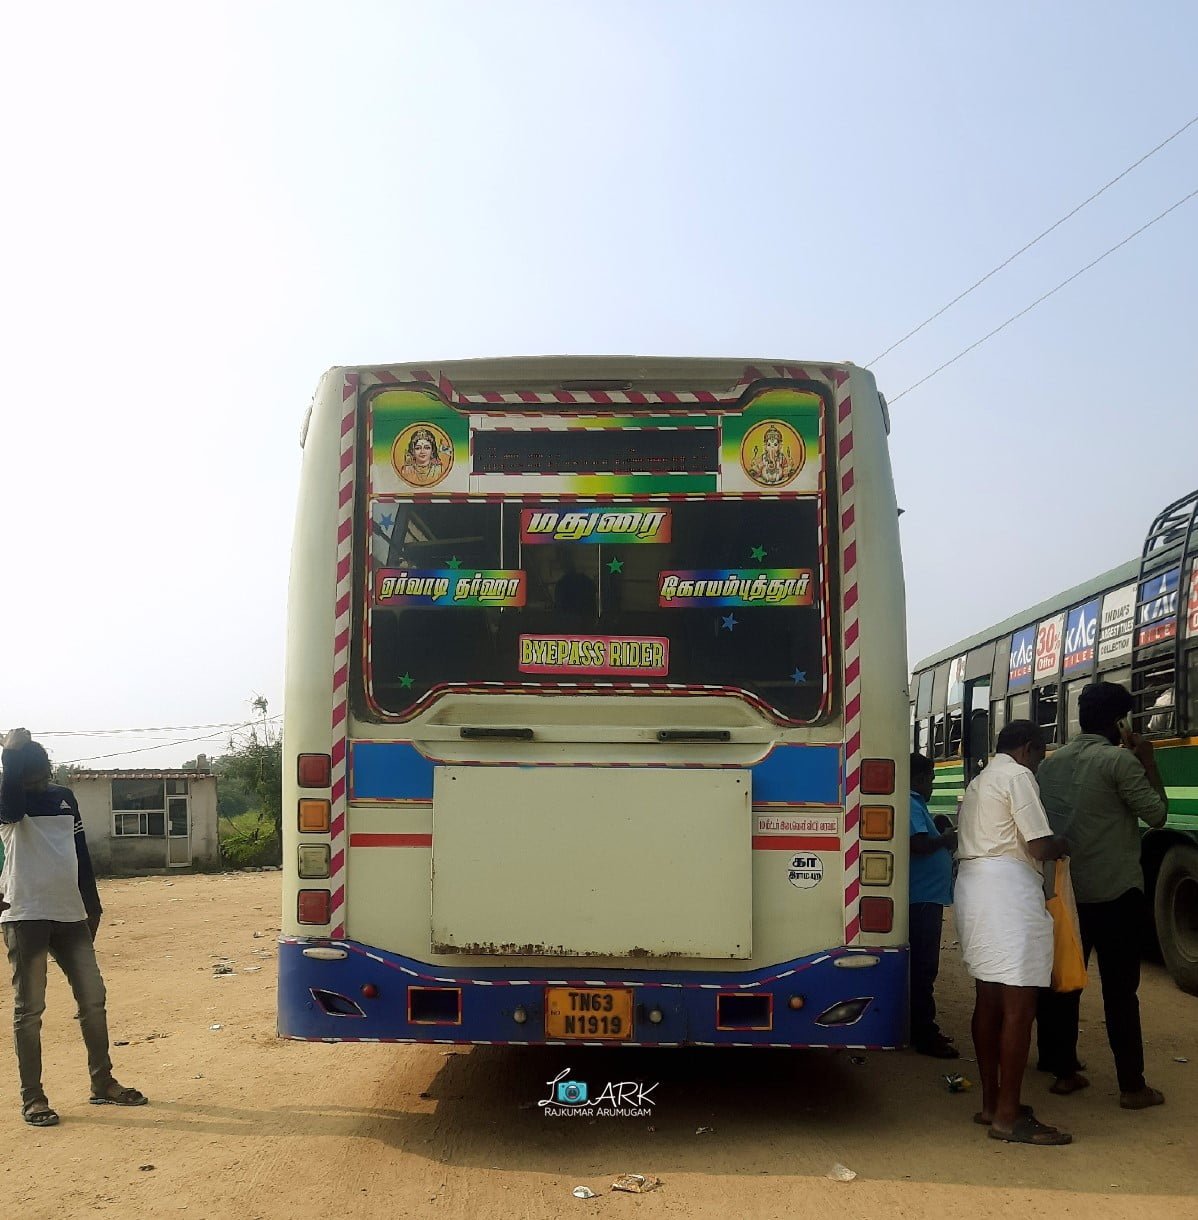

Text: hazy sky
xmin=2 ymin=2 xmax=1195 ymax=766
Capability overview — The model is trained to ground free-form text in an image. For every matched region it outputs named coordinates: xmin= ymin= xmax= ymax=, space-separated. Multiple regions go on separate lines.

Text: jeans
xmin=909 ymin=902 xmax=944 ymax=1045
xmin=3 ymin=920 xmax=113 ymax=1108
xmin=1036 ymin=887 xmax=1146 ymax=1093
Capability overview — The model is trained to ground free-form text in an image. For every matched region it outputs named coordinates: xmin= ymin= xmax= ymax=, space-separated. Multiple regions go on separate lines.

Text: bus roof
xmin=911 ymin=557 xmax=1141 ymax=674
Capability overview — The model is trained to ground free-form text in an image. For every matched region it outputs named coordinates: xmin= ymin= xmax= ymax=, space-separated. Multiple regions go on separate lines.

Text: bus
xmin=910 ymin=488 xmax=1198 ymax=993
xmin=278 ymin=357 xmax=910 ymax=1050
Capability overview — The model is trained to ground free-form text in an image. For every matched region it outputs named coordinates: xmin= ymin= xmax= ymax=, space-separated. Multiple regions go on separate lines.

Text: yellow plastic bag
xmin=1046 ymin=859 xmax=1088 ymax=993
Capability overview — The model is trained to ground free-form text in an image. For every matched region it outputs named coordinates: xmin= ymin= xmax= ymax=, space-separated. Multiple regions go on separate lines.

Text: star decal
xmin=399 ymin=673 xmax=414 ymax=689
xmin=445 ymin=555 xmax=462 ymax=569
xmin=750 ymin=544 xmax=767 ymax=562
xmin=790 ymin=668 xmax=807 ymax=684
xmin=721 ymin=613 xmax=738 ymax=631
xmin=607 ymin=557 xmax=624 ymax=574
xmin=379 ymin=512 xmax=394 ymax=530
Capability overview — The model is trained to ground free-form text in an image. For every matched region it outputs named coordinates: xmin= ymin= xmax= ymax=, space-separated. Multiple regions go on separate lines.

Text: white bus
xmin=279 ymin=357 xmax=910 ymax=1049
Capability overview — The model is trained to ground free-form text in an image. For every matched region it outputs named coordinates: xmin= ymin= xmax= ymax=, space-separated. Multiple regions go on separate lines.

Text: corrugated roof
xmin=911 ymin=557 xmax=1141 ymax=674
xmin=68 ymin=769 xmax=216 ymax=780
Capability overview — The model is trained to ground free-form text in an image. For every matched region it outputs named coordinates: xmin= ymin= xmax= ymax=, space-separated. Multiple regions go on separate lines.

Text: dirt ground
xmin=3 ymin=872 xmax=1196 ymax=1220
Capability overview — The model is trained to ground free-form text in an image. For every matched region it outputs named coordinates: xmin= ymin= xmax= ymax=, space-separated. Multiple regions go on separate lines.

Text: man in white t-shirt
xmin=955 ymin=720 xmax=1070 ymax=1146
xmin=0 ymin=729 xmax=147 ymax=1127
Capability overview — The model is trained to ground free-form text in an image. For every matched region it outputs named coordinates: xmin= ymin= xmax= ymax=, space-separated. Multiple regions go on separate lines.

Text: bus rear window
xmin=365 ymin=499 xmax=829 ymax=722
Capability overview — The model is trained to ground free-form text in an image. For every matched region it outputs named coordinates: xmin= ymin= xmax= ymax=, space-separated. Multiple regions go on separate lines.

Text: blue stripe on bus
xmin=349 ymin=741 xmax=842 ymax=805
xmin=749 ymin=745 xmax=841 ymax=805
xmin=351 ymin=742 xmax=436 ymax=801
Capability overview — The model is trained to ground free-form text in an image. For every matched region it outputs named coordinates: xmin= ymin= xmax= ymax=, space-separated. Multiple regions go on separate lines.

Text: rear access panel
xmin=431 ymin=767 xmax=751 ymax=959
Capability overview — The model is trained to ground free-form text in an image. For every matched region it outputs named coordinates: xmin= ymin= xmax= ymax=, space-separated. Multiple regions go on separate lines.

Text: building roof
xmin=68 ymin=769 xmax=216 ymax=780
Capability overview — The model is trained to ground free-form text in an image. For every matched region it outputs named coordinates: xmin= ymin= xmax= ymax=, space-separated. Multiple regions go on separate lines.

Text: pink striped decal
xmin=837 ymin=387 xmax=862 ymax=944
xmin=329 ymin=371 xmax=358 ymax=938
xmin=360 ymin=363 xmax=825 ymax=408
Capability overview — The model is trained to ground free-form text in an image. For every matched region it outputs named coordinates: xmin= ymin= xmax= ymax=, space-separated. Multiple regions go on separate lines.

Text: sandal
xmin=973 ymin=1103 xmax=1033 ymax=1127
xmin=22 ymin=1102 xmax=60 ymax=1127
xmin=89 ymin=1082 xmax=148 ymax=1107
xmin=988 ymin=1114 xmax=1072 ymax=1145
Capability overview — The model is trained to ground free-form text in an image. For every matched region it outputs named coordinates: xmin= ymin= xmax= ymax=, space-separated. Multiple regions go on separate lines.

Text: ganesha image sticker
xmin=741 ymin=419 xmax=805 ymax=488
xmin=392 ymin=422 xmax=454 ymax=488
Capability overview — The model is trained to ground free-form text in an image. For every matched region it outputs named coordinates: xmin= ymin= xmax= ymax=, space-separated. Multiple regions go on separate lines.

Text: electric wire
xmin=869 ymin=113 xmax=1198 ymax=367
xmin=37 ymin=718 xmax=280 ymax=738
xmin=60 ymin=719 xmax=278 ymax=767
xmin=889 ymin=185 xmax=1198 ymax=403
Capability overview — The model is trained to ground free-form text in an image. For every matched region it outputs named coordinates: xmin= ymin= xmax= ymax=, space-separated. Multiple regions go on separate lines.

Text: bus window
xmin=990 ymin=699 xmax=1006 ymax=748
xmin=921 ymin=717 xmax=932 ymax=753
xmin=1134 ymin=656 xmax=1176 ymax=737
xmin=990 ymin=636 xmax=1011 ymax=701
xmin=915 ymin=669 xmax=934 ymax=719
xmin=1009 ymin=692 xmax=1031 ymax=722
xmin=933 ymin=713 xmax=947 ymax=758
xmin=1186 ymin=650 xmax=1198 ymax=735
xmin=930 ymin=663 xmax=950 ymax=721
xmin=947 ymin=711 xmax=963 ymax=757
xmin=1034 ymin=684 xmax=1060 ymax=744
xmin=1065 ymin=678 xmax=1087 ymax=741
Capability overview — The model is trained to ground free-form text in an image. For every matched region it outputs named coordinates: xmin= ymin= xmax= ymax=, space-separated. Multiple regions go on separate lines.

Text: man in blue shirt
xmin=909 ymin=752 xmax=959 ymax=1058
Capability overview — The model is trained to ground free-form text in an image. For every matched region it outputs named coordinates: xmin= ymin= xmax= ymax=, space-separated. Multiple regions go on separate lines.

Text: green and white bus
xmin=911 ymin=488 xmax=1198 ymax=993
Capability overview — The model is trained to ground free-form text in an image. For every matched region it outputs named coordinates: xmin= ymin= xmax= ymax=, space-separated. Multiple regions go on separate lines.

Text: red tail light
xmin=297 ymin=753 xmax=331 ymax=788
xmin=858 ymin=896 xmax=893 ymax=934
xmin=297 ymin=889 xmax=331 ymax=925
xmin=861 ymin=758 xmax=895 ymax=795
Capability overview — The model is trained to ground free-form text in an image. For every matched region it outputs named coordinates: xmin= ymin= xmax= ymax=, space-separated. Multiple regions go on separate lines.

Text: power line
xmin=60 ymin=719 xmax=274 ymax=766
xmin=869 ymin=113 xmax=1198 ymax=367
xmin=38 ymin=718 xmax=280 ymax=738
xmin=888 ymin=185 xmax=1198 ymax=404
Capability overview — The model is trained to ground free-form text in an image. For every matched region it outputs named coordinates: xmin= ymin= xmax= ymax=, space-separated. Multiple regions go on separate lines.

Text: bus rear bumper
xmin=277 ymin=938 xmax=908 ymax=1049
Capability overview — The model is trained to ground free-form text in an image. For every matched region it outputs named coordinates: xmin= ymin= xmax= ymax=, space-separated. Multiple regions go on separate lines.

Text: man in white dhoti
xmin=955 ymin=721 xmax=1071 ymax=1145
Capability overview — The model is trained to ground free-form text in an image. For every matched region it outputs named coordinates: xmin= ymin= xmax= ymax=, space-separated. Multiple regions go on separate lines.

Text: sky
xmin=1 ymin=2 xmax=1195 ymax=767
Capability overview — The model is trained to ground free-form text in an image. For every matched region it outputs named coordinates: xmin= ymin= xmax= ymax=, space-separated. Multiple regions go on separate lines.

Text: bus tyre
xmin=1154 ymin=843 xmax=1198 ymax=996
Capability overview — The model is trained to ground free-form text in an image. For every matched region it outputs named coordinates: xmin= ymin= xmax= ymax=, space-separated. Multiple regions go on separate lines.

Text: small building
xmin=69 ymin=766 xmax=219 ymax=875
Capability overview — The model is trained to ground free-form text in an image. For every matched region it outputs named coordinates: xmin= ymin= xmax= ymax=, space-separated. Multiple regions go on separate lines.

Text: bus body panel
xmin=281 ymin=358 xmax=909 ymax=1045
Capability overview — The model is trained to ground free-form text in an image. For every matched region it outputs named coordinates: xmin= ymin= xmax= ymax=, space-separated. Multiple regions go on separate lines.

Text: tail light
xmin=860 ymin=805 xmax=895 ymax=840
xmin=298 ymin=798 xmax=331 ymax=833
xmin=861 ymin=758 xmax=895 ymax=795
xmin=298 ymin=845 xmax=331 ymax=879
xmin=297 ymin=753 xmax=331 ymax=788
xmin=297 ymin=889 xmax=331 ymax=925
xmin=859 ymin=851 xmax=894 ymax=887
xmin=858 ymin=896 xmax=893 ymax=934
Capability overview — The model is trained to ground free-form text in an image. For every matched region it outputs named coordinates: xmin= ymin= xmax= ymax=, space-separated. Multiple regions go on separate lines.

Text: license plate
xmin=545 ymin=987 xmax=634 ymax=1040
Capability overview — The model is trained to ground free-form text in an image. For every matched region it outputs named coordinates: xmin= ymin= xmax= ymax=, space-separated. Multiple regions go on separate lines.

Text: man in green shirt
xmin=1035 ymin=681 xmax=1168 ymax=1110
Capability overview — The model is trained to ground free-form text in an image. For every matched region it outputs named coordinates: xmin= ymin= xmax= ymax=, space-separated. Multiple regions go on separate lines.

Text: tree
xmin=213 ymin=695 xmax=281 ymax=866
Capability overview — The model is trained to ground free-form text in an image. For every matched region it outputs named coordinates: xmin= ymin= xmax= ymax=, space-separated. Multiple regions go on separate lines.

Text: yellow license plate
xmin=545 ymin=988 xmax=634 ymax=1040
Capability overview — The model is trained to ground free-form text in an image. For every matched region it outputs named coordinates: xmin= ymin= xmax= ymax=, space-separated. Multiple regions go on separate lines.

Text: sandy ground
xmin=2 ymin=871 xmax=1196 ymax=1220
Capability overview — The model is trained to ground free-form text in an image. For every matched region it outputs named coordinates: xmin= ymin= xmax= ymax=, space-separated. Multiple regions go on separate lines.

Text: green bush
xmin=219 ymin=813 xmax=281 ymax=868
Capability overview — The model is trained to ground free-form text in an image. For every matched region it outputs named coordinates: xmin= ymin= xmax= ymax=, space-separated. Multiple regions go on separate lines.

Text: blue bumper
xmin=278 ymin=939 xmax=908 ymax=1048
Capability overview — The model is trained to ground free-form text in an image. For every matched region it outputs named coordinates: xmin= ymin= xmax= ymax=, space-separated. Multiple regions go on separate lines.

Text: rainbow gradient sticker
xmin=520 ymin=507 xmax=672 ymax=544
xmin=658 ymin=569 xmax=814 ymax=607
xmin=375 ymin=569 xmax=527 ymax=607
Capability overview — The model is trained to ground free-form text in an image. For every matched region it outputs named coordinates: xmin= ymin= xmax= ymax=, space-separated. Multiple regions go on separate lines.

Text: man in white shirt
xmin=1 ymin=729 xmax=146 ymax=1127
xmin=955 ymin=721 xmax=1070 ymax=1146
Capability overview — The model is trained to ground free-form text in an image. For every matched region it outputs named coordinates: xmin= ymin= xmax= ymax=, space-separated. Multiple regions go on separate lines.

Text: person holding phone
xmin=1035 ymin=682 xmax=1168 ymax=1110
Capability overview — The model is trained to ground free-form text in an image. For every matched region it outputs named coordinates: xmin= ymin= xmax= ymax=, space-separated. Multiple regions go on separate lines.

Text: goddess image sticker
xmin=741 ymin=419 xmax=804 ymax=488
xmin=392 ymin=422 xmax=454 ymax=489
